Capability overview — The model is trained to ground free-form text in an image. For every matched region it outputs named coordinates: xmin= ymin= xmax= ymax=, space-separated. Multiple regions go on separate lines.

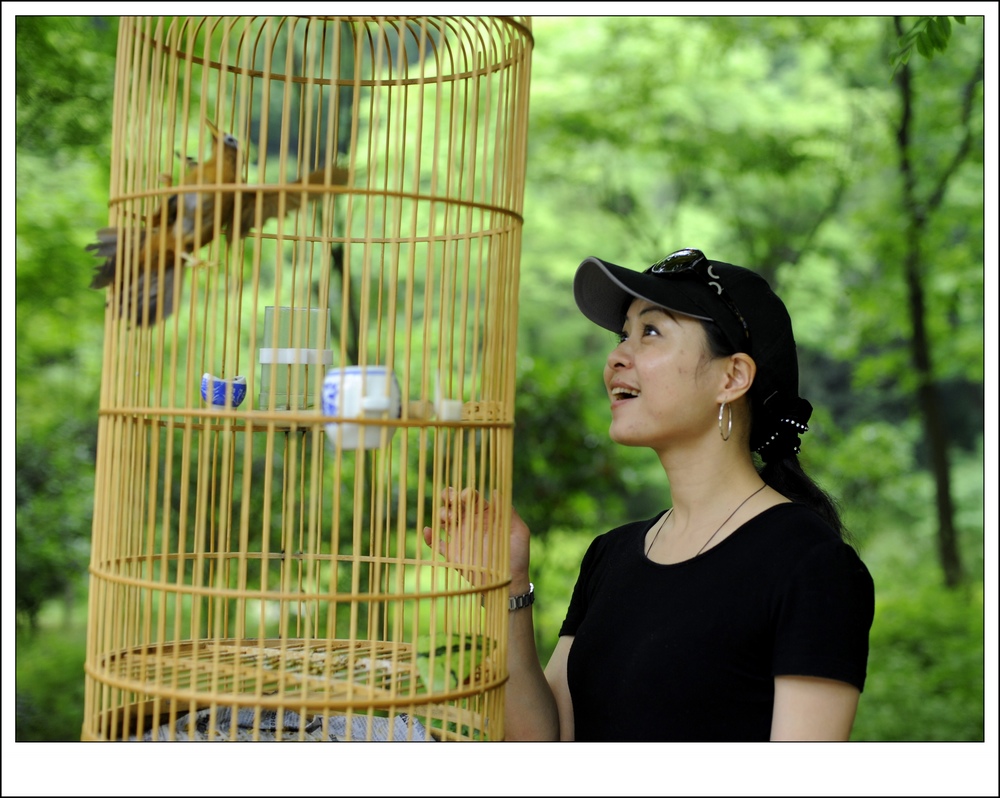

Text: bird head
xmin=204 ymin=118 xmax=243 ymax=180
xmin=205 ymin=118 xmax=239 ymax=151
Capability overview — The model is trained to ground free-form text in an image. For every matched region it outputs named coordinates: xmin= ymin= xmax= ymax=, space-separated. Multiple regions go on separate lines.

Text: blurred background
xmin=10 ymin=12 xmax=990 ymax=761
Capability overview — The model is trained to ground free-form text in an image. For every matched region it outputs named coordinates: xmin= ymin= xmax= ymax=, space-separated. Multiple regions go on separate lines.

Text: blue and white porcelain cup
xmin=201 ymin=373 xmax=248 ymax=408
xmin=321 ymin=366 xmax=402 ymax=449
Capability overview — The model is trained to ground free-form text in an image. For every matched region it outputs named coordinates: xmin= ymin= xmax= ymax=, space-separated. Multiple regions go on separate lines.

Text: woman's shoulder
xmin=741 ymin=502 xmax=871 ymax=579
xmin=603 ymin=513 xmax=662 ymax=543
xmin=747 ymin=501 xmax=841 ymax=543
xmin=584 ymin=513 xmax=662 ymax=557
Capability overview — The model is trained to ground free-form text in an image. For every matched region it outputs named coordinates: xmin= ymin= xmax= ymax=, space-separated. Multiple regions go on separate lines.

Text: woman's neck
xmin=658 ymin=443 xmax=765 ymax=517
xmin=647 ymin=447 xmax=776 ymax=563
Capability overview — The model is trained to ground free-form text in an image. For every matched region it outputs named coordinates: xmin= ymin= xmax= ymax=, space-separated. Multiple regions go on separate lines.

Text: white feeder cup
xmin=322 ymin=365 xmax=403 ymax=450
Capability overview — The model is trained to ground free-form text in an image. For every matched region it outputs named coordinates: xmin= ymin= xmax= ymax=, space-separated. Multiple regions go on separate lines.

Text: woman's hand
xmin=422 ymin=487 xmax=531 ymax=589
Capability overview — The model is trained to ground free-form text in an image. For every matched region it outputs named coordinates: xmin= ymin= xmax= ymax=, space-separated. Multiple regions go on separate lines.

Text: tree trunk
xmin=894 ymin=18 xmax=963 ymax=588
xmin=902 ymin=237 xmax=963 ymax=587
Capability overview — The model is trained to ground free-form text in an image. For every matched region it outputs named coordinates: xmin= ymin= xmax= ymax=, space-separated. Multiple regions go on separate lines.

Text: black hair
xmin=700 ymin=320 xmax=849 ymax=542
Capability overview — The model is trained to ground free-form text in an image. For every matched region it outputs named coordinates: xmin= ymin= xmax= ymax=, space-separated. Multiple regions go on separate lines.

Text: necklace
xmin=645 ymin=484 xmax=767 ymax=559
xmin=645 ymin=508 xmax=673 ymax=556
xmin=695 ymin=483 xmax=767 ymax=556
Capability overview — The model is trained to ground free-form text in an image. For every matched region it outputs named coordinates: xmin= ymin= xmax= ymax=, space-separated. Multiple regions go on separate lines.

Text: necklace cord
xmin=644 ymin=508 xmax=673 ymax=556
xmin=645 ymin=484 xmax=767 ymax=559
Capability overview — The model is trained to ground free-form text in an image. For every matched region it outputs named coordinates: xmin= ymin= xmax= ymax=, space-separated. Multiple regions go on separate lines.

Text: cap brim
xmin=573 ymin=256 xmax=715 ymax=333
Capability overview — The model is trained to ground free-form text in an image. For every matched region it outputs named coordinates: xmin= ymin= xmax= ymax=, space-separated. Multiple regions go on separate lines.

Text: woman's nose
xmin=607 ymin=341 xmax=631 ymax=370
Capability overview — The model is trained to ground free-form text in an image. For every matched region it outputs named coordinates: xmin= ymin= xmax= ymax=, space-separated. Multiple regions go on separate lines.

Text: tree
xmin=890 ymin=15 xmax=983 ymax=587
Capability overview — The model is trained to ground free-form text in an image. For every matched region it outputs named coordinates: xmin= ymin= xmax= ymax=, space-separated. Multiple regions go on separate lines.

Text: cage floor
xmin=129 ymin=706 xmax=436 ymax=741
xmin=99 ymin=638 xmax=429 ymax=701
xmin=90 ymin=638 xmax=495 ymax=740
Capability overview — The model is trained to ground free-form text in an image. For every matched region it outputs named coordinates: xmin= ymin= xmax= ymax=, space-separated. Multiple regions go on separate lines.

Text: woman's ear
xmin=718 ymin=352 xmax=756 ymax=402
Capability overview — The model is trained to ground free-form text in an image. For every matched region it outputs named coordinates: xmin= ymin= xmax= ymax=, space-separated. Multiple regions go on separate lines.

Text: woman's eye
xmin=617 ymin=324 xmax=659 ymax=343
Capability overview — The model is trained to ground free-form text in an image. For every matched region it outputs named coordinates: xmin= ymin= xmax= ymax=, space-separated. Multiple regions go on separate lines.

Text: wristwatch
xmin=508 ymin=582 xmax=534 ymax=611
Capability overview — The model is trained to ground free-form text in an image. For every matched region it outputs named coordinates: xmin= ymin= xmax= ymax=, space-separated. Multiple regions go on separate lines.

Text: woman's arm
xmin=502 ymin=580 xmax=564 ymax=741
xmin=771 ymin=675 xmax=861 ymax=741
xmin=542 ymin=636 xmax=575 ymax=741
xmin=424 ymin=489 xmax=567 ymax=741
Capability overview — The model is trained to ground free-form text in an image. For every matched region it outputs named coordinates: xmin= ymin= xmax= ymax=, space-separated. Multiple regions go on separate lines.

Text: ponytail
xmin=758 ymin=454 xmax=850 ymax=543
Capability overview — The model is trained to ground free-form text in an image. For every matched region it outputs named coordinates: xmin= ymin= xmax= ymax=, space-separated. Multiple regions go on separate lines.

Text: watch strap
xmin=508 ymin=582 xmax=534 ymax=611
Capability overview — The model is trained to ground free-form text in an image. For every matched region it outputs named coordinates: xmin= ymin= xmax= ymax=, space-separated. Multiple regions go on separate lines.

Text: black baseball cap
xmin=574 ymin=249 xmax=813 ymax=455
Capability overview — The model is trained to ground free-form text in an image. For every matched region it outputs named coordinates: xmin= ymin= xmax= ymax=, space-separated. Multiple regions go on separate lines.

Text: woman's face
xmin=603 ymin=298 xmax=724 ymax=450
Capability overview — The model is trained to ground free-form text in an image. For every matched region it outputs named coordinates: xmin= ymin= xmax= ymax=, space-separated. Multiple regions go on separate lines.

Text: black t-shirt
xmin=559 ymin=503 xmax=875 ymax=741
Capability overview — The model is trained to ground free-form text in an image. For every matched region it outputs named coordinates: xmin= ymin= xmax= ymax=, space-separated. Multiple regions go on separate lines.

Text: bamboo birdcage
xmin=82 ymin=15 xmax=532 ymax=741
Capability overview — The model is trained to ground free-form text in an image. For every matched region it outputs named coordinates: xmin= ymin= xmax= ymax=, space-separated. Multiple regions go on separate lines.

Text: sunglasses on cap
xmin=644 ymin=248 xmax=751 ymax=346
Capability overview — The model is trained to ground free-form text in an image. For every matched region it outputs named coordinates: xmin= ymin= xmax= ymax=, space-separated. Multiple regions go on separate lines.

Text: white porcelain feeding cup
xmin=321 ymin=365 xmax=402 ymax=449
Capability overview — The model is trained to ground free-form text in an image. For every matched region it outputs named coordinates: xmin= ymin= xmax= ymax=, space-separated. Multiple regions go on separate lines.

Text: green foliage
xmin=840 ymin=443 xmax=983 ymax=741
xmin=16 ymin=153 xmax=110 ymax=367
xmin=512 ymin=354 xmax=635 ymax=534
xmin=15 ymin=419 xmax=96 ymax=629
xmin=15 ymin=17 xmax=117 ymax=633
xmin=807 ymin=409 xmax=925 ymax=526
xmin=15 ymin=17 xmax=118 ymax=158
xmin=853 ymin=567 xmax=984 ymax=741
xmin=15 ymin=623 xmax=88 ymax=741
xmin=528 ymin=528 xmax=597 ymax=664
xmin=890 ymin=16 xmax=967 ymax=76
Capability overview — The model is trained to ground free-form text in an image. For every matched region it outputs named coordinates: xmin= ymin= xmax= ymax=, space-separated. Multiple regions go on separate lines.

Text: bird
xmin=87 ymin=119 xmax=351 ymax=325
xmin=151 ymin=126 xmax=240 ymax=236
xmin=87 ymin=119 xmax=241 ymax=324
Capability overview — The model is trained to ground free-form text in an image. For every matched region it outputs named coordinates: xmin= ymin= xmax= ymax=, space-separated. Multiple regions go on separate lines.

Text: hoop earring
xmin=718 ymin=401 xmax=732 ymax=442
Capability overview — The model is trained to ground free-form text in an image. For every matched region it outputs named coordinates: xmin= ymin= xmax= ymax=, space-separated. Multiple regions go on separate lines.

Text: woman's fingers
xmin=424 ymin=487 xmax=530 ymax=590
xmin=425 ymin=486 xmax=496 ymax=565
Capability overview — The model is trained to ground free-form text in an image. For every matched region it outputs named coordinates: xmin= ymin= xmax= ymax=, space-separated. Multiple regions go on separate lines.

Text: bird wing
xmin=86 ymin=227 xmax=133 ymax=289
xmin=87 ymin=225 xmax=183 ymax=324
xmin=120 ymin=224 xmax=185 ymax=325
xmin=121 ymin=257 xmax=180 ymax=326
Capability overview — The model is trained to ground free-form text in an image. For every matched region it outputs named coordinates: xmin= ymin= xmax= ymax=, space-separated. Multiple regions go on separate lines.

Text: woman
xmin=425 ymin=248 xmax=875 ymax=741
